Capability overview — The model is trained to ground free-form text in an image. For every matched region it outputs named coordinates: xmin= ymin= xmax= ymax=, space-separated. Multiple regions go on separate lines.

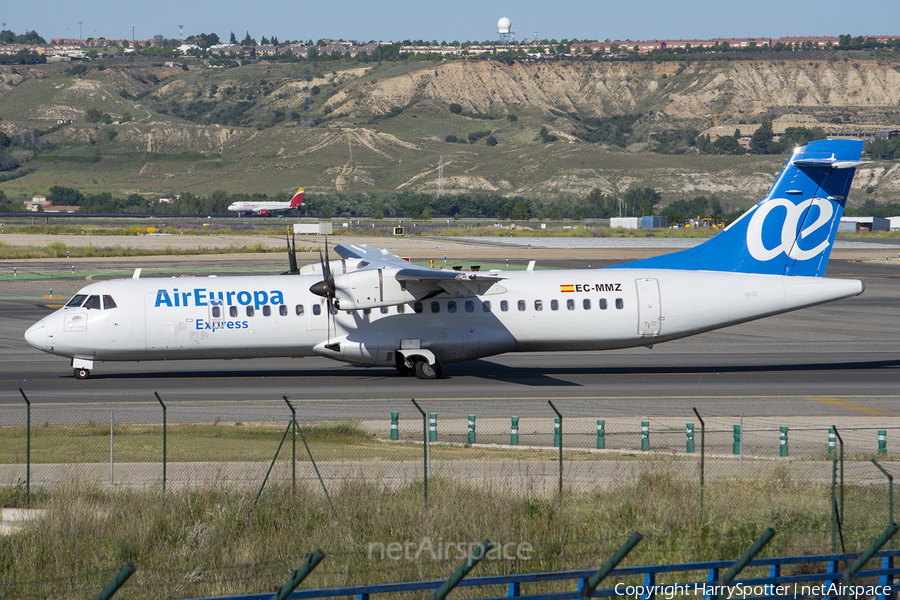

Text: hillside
xmin=1 ymin=56 xmax=899 ymax=207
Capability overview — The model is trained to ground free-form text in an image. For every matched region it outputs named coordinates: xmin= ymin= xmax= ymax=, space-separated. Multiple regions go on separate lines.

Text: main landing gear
xmin=74 ymin=368 xmax=90 ymax=380
xmin=414 ymin=358 xmax=442 ymax=380
xmin=396 ymin=353 xmax=442 ymax=380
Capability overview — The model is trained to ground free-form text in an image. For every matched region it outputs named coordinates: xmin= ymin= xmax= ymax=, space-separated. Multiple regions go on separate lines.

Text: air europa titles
xmin=154 ymin=287 xmax=285 ymax=310
xmin=560 ymin=283 xmax=623 ymax=293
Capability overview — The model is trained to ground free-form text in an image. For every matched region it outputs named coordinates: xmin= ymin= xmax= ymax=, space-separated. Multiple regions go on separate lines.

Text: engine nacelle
xmin=259 ymin=209 xmax=269 ymax=216
xmin=333 ymin=268 xmax=415 ymax=310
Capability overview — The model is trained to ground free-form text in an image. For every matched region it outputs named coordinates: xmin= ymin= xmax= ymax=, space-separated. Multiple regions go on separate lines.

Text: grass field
xmin=0 ymin=465 xmax=893 ymax=599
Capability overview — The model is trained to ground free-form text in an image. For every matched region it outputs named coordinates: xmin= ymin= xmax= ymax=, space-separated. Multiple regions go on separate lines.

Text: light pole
xmin=79 ymin=21 xmax=82 ymax=42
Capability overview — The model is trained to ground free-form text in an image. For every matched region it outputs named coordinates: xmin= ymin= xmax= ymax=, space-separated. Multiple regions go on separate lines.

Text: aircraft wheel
xmin=414 ymin=359 xmax=441 ymax=380
xmin=74 ymin=368 xmax=90 ymax=380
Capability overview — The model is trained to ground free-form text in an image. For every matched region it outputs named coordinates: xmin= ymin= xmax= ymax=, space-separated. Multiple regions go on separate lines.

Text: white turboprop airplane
xmin=227 ymin=187 xmax=304 ymax=216
xmin=26 ymin=139 xmax=867 ymax=380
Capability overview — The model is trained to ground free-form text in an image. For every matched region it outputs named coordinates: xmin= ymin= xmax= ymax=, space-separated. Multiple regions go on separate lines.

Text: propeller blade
xmin=286 ymin=233 xmax=298 ymax=274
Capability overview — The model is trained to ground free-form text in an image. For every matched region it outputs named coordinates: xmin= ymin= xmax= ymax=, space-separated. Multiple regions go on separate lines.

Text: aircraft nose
xmin=24 ymin=322 xmax=46 ymax=350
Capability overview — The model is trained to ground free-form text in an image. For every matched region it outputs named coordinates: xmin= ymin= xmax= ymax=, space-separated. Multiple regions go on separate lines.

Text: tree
xmin=448 ymin=103 xmax=462 ymax=114
xmin=749 ymin=121 xmax=782 ymax=155
xmin=623 ymin=186 xmax=661 ymax=213
xmin=485 ymin=135 xmax=498 ymax=146
xmin=230 ymin=31 xmax=237 ymax=44
xmin=48 ymin=185 xmax=85 ymax=206
xmin=510 ymin=200 xmax=530 ymax=220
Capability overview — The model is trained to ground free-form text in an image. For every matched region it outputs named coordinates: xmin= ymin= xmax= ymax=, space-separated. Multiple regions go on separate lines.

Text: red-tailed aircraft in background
xmin=227 ymin=188 xmax=304 ymax=216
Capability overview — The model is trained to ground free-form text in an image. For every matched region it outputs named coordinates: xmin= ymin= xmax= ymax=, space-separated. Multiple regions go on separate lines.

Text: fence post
xmin=686 ymin=423 xmax=694 ymax=453
xmin=390 ymin=412 xmax=399 ymax=441
xmin=843 ymin=524 xmax=899 ymax=581
xmin=283 ymin=396 xmax=296 ymax=497
xmin=511 ymin=416 xmax=519 ymax=446
xmin=429 ymin=540 xmax=493 ymax=600
xmin=717 ymin=528 xmax=776 ymax=586
xmin=92 ymin=563 xmax=135 ymax=600
xmin=256 ymin=421 xmax=293 ymax=505
xmin=597 ymin=420 xmax=605 ymax=450
xmin=294 ymin=420 xmax=337 ymax=518
xmin=412 ymin=399 xmax=428 ymax=506
xmin=18 ymin=388 xmax=30 ymax=507
xmin=467 ymin=414 xmax=476 ymax=444
xmin=154 ymin=392 xmax=166 ymax=495
xmin=733 ymin=425 xmax=741 ymax=455
xmin=779 ymin=426 xmax=788 ymax=457
xmin=871 ymin=460 xmax=894 ymax=549
xmin=832 ymin=425 xmax=845 ymax=555
xmin=429 ymin=413 xmax=437 ymax=442
xmin=692 ymin=408 xmax=705 ymax=521
xmin=878 ymin=430 xmax=887 ymax=456
xmin=641 ymin=420 xmax=649 ymax=451
xmin=273 ymin=549 xmax=326 ymax=600
xmin=579 ymin=532 xmax=643 ymax=598
xmin=110 ymin=411 xmax=114 ymax=485
xmin=828 ymin=427 xmax=836 ymax=458
xmin=549 ymin=401 xmax=562 ymax=498
xmin=553 ymin=418 xmax=561 ymax=448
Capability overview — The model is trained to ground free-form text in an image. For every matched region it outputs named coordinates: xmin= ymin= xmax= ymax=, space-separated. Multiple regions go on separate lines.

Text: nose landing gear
xmin=74 ymin=368 xmax=90 ymax=380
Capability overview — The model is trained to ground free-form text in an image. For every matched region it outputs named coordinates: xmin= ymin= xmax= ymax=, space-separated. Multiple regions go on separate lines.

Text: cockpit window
xmin=66 ymin=294 xmax=87 ymax=308
xmin=83 ymin=295 xmax=102 ymax=310
xmin=102 ymin=295 xmax=117 ymax=310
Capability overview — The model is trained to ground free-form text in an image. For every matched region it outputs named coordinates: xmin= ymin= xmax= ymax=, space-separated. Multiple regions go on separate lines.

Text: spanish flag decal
xmin=560 ymin=284 xmax=575 ymax=293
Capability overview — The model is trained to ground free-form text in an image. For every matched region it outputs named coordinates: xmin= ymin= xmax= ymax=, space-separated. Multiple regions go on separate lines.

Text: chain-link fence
xmin=3 ymin=390 xmax=899 ymax=599
xmin=3 ymin=392 xmax=898 ymax=503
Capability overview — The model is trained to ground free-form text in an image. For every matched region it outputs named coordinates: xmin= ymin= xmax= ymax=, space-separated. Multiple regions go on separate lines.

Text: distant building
xmin=42 ymin=205 xmax=81 ymax=213
xmin=839 ymin=216 xmax=890 ymax=232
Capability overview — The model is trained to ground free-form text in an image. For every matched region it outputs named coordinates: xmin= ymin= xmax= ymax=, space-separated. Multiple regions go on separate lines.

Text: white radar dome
xmin=498 ymin=17 xmax=511 ymax=33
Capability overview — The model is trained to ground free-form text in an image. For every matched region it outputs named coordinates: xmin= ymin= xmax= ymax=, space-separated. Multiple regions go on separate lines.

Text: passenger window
xmin=517 ymin=300 xmax=525 ymax=311
xmin=534 ymin=300 xmax=543 ymax=311
xmin=66 ymin=294 xmax=87 ymax=308
xmin=102 ymin=295 xmax=117 ymax=310
xmin=500 ymin=300 xmax=508 ymax=312
xmin=212 ymin=306 xmax=221 ymax=318
xmin=583 ymin=299 xmax=591 ymax=310
xmin=431 ymin=301 xmax=440 ymax=313
xmin=616 ymin=298 xmax=624 ymax=309
xmin=280 ymin=305 xmax=288 ymax=316
xmin=83 ymin=295 xmax=102 ymax=310
xmin=230 ymin=306 xmax=239 ymax=317
xmin=599 ymin=299 xmax=608 ymax=310
xmin=263 ymin=305 xmax=271 ymax=316
xmin=465 ymin=301 xmax=474 ymax=313
xmin=448 ymin=301 xmax=457 ymax=313
xmin=551 ymin=299 xmax=559 ymax=311
xmin=483 ymin=301 xmax=491 ymax=312
xmin=397 ymin=304 xmax=405 ymax=314
xmin=380 ymin=306 xmax=389 ymax=314
xmin=296 ymin=304 xmax=304 ymax=316
xmin=246 ymin=306 xmax=255 ymax=317
xmin=313 ymin=304 xmax=321 ymax=316
xmin=414 ymin=302 xmax=423 ymax=314
xmin=567 ymin=299 xmax=575 ymax=311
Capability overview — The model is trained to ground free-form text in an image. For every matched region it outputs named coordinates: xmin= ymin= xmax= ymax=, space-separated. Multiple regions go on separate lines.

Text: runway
xmin=2 ymin=243 xmax=899 ymax=424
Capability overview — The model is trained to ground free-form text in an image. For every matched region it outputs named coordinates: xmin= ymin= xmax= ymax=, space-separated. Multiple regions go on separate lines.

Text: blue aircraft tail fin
xmin=610 ymin=139 xmax=866 ymax=277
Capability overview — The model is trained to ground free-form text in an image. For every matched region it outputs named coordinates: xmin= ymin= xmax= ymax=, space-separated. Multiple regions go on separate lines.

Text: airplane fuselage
xmin=25 ymin=268 xmax=863 ymax=372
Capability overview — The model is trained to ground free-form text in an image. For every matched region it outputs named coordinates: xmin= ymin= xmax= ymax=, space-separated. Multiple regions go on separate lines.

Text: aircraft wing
xmin=333 ymin=244 xmax=506 ymax=298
